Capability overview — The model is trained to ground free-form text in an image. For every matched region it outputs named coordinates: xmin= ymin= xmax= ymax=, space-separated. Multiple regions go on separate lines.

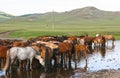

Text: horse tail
xmin=2 ymin=49 xmax=10 ymax=71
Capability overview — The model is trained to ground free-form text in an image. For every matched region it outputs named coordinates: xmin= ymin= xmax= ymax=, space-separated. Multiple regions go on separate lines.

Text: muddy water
xmin=0 ymin=40 xmax=120 ymax=78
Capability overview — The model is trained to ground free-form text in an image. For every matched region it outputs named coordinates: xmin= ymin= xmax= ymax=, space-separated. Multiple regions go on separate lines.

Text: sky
xmin=0 ymin=0 xmax=120 ymax=16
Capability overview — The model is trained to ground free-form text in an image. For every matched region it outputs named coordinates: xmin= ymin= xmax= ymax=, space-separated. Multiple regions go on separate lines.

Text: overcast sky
xmin=0 ymin=0 xmax=120 ymax=16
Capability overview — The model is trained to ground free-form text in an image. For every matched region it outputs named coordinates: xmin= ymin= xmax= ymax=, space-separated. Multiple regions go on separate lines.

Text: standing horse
xmin=93 ymin=36 xmax=106 ymax=47
xmin=74 ymin=44 xmax=89 ymax=61
xmin=104 ymin=35 xmax=115 ymax=46
xmin=0 ymin=46 xmax=10 ymax=68
xmin=2 ymin=46 xmax=44 ymax=72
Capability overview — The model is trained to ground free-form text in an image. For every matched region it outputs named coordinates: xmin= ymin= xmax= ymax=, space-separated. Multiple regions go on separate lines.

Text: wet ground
xmin=0 ymin=40 xmax=120 ymax=78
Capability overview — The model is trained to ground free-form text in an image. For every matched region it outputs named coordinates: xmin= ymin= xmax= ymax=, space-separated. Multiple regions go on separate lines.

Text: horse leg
xmin=107 ymin=41 xmax=108 ymax=46
xmin=1 ymin=58 xmax=6 ymax=68
xmin=64 ymin=53 xmax=67 ymax=69
xmin=29 ymin=58 xmax=33 ymax=71
xmin=68 ymin=53 xmax=72 ymax=68
xmin=45 ymin=48 xmax=49 ymax=72
xmin=0 ymin=59 xmax=4 ymax=68
xmin=60 ymin=53 xmax=63 ymax=68
xmin=77 ymin=51 xmax=80 ymax=61
xmin=0 ymin=59 xmax=2 ymax=68
xmin=8 ymin=58 xmax=14 ymax=73
xmin=19 ymin=60 xmax=23 ymax=70
xmin=112 ymin=40 xmax=114 ymax=47
xmin=55 ymin=55 xmax=60 ymax=66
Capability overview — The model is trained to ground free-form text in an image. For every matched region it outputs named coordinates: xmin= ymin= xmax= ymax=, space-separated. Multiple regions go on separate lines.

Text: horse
xmin=93 ymin=46 xmax=106 ymax=58
xmin=33 ymin=41 xmax=60 ymax=70
xmin=0 ymin=46 xmax=10 ymax=68
xmin=12 ymin=41 xmax=28 ymax=47
xmin=37 ymin=44 xmax=53 ymax=71
xmin=103 ymin=35 xmax=115 ymax=46
xmin=93 ymin=36 xmax=106 ymax=47
xmin=74 ymin=44 xmax=90 ymax=61
xmin=2 ymin=46 xmax=44 ymax=72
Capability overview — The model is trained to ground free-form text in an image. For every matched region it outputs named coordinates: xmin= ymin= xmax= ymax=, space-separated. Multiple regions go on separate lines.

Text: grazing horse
xmin=104 ymin=35 xmax=115 ymax=46
xmin=2 ymin=46 xmax=44 ymax=72
xmin=33 ymin=41 xmax=60 ymax=70
xmin=37 ymin=44 xmax=54 ymax=71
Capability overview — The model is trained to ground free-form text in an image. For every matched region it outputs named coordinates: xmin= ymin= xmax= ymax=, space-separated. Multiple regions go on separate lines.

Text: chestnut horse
xmin=12 ymin=41 xmax=28 ymax=47
xmin=54 ymin=41 xmax=73 ymax=68
xmin=74 ymin=44 xmax=89 ymax=61
xmin=0 ymin=46 xmax=10 ymax=68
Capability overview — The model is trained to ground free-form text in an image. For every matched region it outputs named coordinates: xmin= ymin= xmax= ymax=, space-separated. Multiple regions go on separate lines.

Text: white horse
xmin=2 ymin=46 xmax=45 ymax=71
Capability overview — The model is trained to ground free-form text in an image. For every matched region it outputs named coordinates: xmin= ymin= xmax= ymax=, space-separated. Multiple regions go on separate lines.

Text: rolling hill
xmin=0 ymin=11 xmax=14 ymax=21
xmin=6 ymin=6 xmax=120 ymax=26
xmin=0 ymin=6 xmax=120 ymax=39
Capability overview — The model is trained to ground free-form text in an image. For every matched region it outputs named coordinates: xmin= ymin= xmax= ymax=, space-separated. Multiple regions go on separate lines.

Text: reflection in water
xmin=0 ymin=41 xmax=120 ymax=78
xmin=93 ymin=46 xmax=106 ymax=58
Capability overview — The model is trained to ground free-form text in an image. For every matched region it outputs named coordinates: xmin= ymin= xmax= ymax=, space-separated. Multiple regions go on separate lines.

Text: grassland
xmin=0 ymin=18 xmax=120 ymax=39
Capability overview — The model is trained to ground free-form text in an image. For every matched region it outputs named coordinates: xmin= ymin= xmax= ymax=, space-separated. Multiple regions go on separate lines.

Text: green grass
xmin=0 ymin=18 xmax=120 ymax=39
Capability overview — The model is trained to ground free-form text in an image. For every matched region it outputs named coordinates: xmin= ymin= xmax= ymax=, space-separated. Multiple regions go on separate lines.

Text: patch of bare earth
xmin=79 ymin=69 xmax=120 ymax=78
xmin=0 ymin=30 xmax=13 ymax=38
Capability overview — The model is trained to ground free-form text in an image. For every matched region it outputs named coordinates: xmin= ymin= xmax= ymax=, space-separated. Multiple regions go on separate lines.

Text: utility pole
xmin=52 ymin=10 xmax=55 ymax=30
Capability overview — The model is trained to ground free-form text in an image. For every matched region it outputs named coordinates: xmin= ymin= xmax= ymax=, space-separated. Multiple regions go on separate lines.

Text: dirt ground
xmin=78 ymin=69 xmax=120 ymax=78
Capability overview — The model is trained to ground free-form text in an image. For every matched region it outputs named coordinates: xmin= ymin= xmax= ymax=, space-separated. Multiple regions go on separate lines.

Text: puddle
xmin=0 ymin=70 xmax=5 ymax=76
xmin=0 ymin=40 xmax=119 ymax=78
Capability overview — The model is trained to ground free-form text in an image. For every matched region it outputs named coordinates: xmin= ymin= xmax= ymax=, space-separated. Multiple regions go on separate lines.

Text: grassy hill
xmin=0 ymin=11 xmax=14 ymax=21
xmin=0 ymin=6 xmax=120 ymax=39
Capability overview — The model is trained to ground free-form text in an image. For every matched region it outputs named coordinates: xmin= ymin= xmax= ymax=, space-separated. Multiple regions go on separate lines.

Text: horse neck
xmin=31 ymin=46 xmax=40 ymax=53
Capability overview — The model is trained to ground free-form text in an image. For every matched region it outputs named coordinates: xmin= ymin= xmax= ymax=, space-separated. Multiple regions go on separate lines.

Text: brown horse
xmin=33 ymin=41 xmax=60 ymax=71
xmin=93 ymin=36 xmax=106 ymax=47
xmin=74 ymin=44 xmax=90 ymax=61
xmin=56 ymin=41 xmax=73 ymax=68
xmin=12 ymin=41 xmax=28 ymax=47
xmin=104 ymin=35 xmax=115 ymax=46
xmin=0 ymin=46 xmax=10 ymax=68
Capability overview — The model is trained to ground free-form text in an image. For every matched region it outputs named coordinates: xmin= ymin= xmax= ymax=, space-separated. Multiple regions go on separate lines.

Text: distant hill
xmin=0 ymin=6 xmax=120 ymax=27
xmin=0 ymin=11 xmax=14 ymax=21
xmin=0 ymin=6 xmax=120 ymax=38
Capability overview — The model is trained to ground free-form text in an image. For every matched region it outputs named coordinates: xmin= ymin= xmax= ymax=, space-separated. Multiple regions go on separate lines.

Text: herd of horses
xmin=0 ymin=34 xmax=115 ymax=74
